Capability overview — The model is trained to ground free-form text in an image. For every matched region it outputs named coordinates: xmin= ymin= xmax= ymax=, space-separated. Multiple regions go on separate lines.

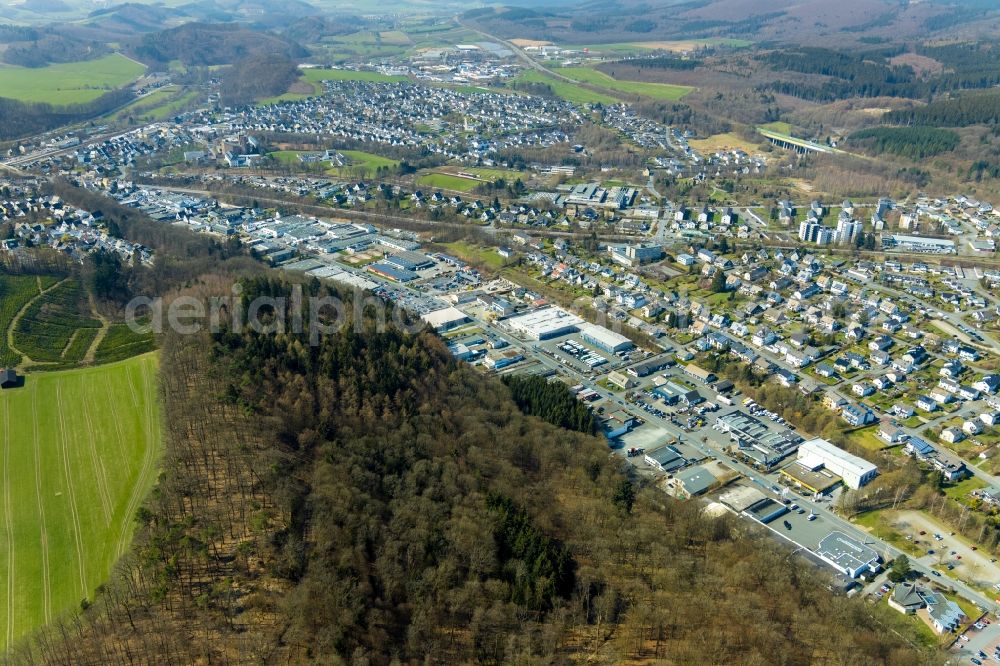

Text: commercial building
xmin=684 ymin=364 xmax=716 ymax=384
xmin=815 ymin=531 xmax=880 ymax=578
xmin=610 ymin=242 xmax=664 ymax=267
xmin=578 ymin=323 xmax=633 ymax=353
xmin=627 ymin=356 xmax=674 ymax=377
xmin=484 ymin=349 xmax=524 ymax=370
xmin=644 ymin=445 xmax=687 ymax=473
xmin=367 ymin=261 xmax=418 ymax=282
xmin=675 ymin=466 xmax=718 ymax=498
xmin=886 ymin=234 xmax=956 ymax=254
xmin=718 ymin=410 xmax=802 ymax=469
xmin=743 ymin=498 xmax=789 ymax=524
xmin=382 ymin=250 xmax=435 ymax=271
xmin=607 ymin=370 xmax=635 ymax=390
xmin=779 ymin=462 xmax=841 ymax=495
xmin=421 ymin=306 xmax=470 ymax=332
xmin=797 ymin=438 xmax=877 ymax=489
xmin=504 ymin=307 xmax=583 ymax=340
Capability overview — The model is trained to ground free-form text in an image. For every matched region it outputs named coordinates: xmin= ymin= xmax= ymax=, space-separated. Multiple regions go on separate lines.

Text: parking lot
xmin=952 ymin=618 xmax=1000 ymax=665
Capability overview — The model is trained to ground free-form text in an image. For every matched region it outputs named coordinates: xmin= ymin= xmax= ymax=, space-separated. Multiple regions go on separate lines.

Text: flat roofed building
xmin=505 ymin=307 xmax=583 ymax=340
xmin=421 ymin=306 xmax=470 ymax=332
xmin=675 ymin=466 xmax=718 ymax=498
xmin=719 ymin=485 xmax=766 ymax=513
xmin=743 ymin=498 xmax=788 ymax=524
xmin=816 ymin=531 xmax=880 ymax=578
xmin=779 ymin=462 xmax=841 ymax=495
xmin=367 ymin=261 xmax=419 ymax=282
xmin=384 ymin=250 xmax=435 ymax=272
xmin=578 ymin=322 xmax=633 ymax=353
xmin=798 ymin=438 xmax=877 ymax=489
xmin=888 ymin=234 xmax=955 ymax=254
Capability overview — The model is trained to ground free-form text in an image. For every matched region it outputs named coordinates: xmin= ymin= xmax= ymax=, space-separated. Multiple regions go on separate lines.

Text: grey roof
xmin=891 ymin=583 xmax=924 ymax=609
xmin=817 ymin=531 xmax=879 ymax=574
xmin=676 ymin=466 xmax=717 ymax=496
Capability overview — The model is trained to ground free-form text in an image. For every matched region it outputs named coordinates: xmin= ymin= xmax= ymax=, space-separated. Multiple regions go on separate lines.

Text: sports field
xmin=0 ymin=353 xmax=162 ymax=650
xmin=0 ymin=53 xmax=146 ymax=105
xmin=553 ymin=67 xmax=694 ymax=101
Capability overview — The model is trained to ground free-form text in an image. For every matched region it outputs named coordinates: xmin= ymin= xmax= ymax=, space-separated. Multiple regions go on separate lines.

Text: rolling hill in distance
xmin=3 ymin=0 xmax=1000 ymax=663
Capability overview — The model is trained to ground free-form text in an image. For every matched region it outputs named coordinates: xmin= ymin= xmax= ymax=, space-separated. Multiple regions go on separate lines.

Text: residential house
xmin=842 ymin=403 xmax=875 ymax=427
xmin=879 ymin=423 xmax=907 ymax=444
xmin=963 ymin=419 xmax=984 ymax=436
xmin=940 ymin=427 xmax=965 ymax=444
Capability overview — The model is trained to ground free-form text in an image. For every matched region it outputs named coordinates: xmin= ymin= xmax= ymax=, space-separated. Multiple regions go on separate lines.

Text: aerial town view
xmin=2 ymin=0 xmax=1000 ymax=663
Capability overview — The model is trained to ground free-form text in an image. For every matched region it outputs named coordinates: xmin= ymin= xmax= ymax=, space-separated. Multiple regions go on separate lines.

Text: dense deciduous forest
xmin=126 ymin=22 xmax=307 ymax=67
xmin=0 ymin=90 xmax=134 ymax=141
xmin=220 ymin=55 xmax=299 ymax=106
xmin=9 ymin=269 xmax=941 ymax=664
xmin=0 ymin=33 xmax=109 ymax=67
xmin=848 ymin=126 xmax=960 ymax=159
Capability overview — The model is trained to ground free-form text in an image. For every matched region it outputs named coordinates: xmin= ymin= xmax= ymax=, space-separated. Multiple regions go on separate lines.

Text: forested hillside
xmin=126 ymin=22 xmax=307 ymax=67
xmin=0 ymin=90 xmax=135 ymax=141
xmin=848 ymin=126 xmax=960 ymax=159
xmin=883 ymin=89 xmax=1000 ymax=127
xmin=10 ymin=272 xmax=941 ymax=664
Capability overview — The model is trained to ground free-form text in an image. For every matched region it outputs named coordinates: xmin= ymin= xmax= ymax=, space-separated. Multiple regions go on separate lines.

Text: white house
xmin=940 ymin=427 xmax=965 ymax=444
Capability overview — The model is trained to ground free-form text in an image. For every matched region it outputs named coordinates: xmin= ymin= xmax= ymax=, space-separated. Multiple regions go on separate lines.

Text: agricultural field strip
xmin=29 ymin=385 xmax=51 ymax=624
xmin=3 ymin=400 xmax=13 ymax=647
xmin=54 ymin=383 xmax=88 ymax=598
xmin=117 ymin=360 xmax=156 ymax=559
xmin=81 ymin=398 xmax=113 ymax=524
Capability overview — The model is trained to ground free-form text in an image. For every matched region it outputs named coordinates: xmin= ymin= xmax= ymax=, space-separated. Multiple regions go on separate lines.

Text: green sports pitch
xmin=0 ymin=353 xmax=162 ymax=650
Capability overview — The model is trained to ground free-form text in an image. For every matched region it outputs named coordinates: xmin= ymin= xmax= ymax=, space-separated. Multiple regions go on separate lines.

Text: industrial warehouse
xmin=796 ymin=439 xmax=878 ymax=490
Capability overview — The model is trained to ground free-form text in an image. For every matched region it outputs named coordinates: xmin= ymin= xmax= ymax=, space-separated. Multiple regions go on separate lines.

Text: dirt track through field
xmin=3 ymin=400 xmax=15 ymax=647
xmin=30 ymin=386 xmax=51 ymax=624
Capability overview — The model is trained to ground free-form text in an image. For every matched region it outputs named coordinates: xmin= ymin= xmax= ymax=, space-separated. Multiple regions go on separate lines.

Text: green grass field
xmin=0 ymin=53 xmax=146 ymax=105
xmin=553 ymin=67 xmax=694 ymax=101
xmin=334 ymin=150 xmax=399 ymax=177
xmin=114 ymin=88 xmax=199 ymax=122
xmin=0 ymin=353 xmax=162 ymax=650
xmin=418 ymin=173 xmax=481 ymax=192
xmin=512 ymin=70 xmax=619 ymax=105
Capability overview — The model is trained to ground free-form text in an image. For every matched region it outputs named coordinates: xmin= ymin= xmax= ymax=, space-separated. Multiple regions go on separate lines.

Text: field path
xmin=81 ymin=402 xmax=113 ymax=525
xmin=116 ymin=359 xmax=158 ymax=558
xmin=3 ymin=400 xmax=15 ymax=648
xmin=54 ymin=385 xmax=88 ymax=598
xmin=29 ymin=386 xmax=51 ymax=624
xmin=8 ymin=278 xmax=68 ymax=369
xmin=83 ymin=289 xmax=110 ymax=365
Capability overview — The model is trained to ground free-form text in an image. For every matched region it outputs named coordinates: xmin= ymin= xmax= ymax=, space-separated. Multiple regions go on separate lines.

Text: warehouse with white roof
xmin=796 ymin=438 xmax=877 ymax=489
xmin=578 ymin=322 xmax=633 ymax=353
xmin=504 ymin=307 xmax=584 ymax=340
xmin=421 ymin=306 xmax=470 ymax=332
